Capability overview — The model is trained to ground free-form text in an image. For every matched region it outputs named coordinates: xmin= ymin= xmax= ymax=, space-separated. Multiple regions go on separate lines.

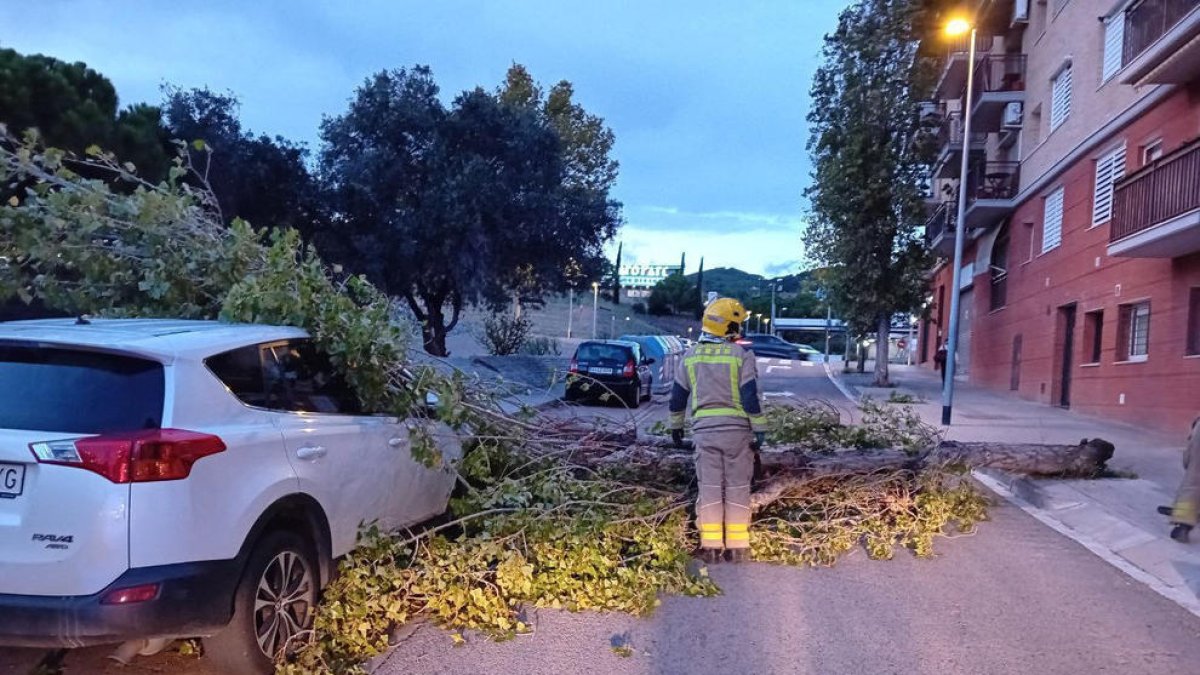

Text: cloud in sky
xmin=1 ymin=0 xmax=843 ymax=278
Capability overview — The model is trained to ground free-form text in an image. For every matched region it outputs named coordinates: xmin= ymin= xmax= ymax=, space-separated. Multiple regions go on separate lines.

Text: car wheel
xmin=205 ymin=530 xmax=319 ymax=675
xmin=623 ymin=382 xmax=641 ymax=409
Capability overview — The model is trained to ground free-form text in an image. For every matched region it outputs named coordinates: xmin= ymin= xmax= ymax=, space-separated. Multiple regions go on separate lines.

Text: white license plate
xmin=0 ymin=462 xmax=26 ymax=500
xmin=589 ymin=367 xmax=614 ymax=375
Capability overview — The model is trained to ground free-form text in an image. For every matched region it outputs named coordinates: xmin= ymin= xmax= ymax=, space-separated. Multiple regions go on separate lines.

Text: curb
xmin=972 ymin=469 xmax=1200 ymax=619
xmin=822 ymin=362 xmax=860 ymax=405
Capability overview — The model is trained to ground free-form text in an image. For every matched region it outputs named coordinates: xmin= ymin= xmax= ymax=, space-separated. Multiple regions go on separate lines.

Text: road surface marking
xmin=800 ymin=361 xmax=814 ymax=368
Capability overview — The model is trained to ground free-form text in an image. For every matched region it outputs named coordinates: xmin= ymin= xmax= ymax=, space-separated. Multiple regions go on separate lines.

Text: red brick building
xmin=919 ymin=0 xmax=1200 ymax=434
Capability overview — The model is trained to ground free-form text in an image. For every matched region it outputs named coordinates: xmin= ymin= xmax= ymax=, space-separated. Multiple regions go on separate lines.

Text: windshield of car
xmin=0 ymin=344 xmax=164 ymax=433
xmin=577 ymin=343 xmax=633 ymax=364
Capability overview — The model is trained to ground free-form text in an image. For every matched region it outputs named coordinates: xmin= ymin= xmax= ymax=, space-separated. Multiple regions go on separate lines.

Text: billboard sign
xmin=619 ymin=264 xmax=682 ymax=289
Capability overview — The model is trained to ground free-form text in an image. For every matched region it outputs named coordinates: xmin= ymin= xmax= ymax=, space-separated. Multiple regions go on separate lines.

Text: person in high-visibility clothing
xmin=1159 ymin=416 xmax=1200 ymax=543
xmin=668 ymin=297 xmax=767 ymax=564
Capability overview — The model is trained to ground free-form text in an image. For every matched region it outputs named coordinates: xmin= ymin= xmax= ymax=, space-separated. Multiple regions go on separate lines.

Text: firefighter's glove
xmin=671 ymin=429 xmax=685 ymax=449
xmin=751 ymin=432 xmax=765 ymax=452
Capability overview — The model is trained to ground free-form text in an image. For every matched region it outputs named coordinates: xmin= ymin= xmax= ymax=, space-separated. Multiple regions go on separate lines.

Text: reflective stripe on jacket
xmin=667 ymin=341 xmax=766 ymax=432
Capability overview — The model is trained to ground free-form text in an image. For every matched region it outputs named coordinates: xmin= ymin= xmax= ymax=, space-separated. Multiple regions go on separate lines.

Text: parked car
xmin=565 ymin=340 xmax=654 ymax=407
xmin=0 ymin=319 xmax=461 ymax=674
xmin=737 ymin=333 xmax=803 ymax=360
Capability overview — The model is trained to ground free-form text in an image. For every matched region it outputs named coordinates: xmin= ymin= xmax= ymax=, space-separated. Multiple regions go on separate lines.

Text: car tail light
xmin=30 ymin=429 xmax=226 ymax=483
xmin=101 ymin=583 xmax=160 ymax=605
xmin=623 ymin=360 xmax=635 ymax=377
xmin=569 ymin=357 xmax=579 ymax=374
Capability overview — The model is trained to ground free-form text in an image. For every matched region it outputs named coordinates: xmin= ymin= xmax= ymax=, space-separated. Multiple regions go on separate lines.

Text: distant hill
xmin=685 ymin=267 xmax=814 ymax=299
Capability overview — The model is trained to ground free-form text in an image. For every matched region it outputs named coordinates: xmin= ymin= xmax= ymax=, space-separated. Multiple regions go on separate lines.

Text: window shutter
xmin=1043 ymin=186 xmax=1064 ymax=252
xmin=1092 ymin=144 xmax=1127 ymax=226
xmin=1050 ymin=66 xmax=1072 ymax=131
xmin=1102 ymin=14 xmax=1125 ymax=82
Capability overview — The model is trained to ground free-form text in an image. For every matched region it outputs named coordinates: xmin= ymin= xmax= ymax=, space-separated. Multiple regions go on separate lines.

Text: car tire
xmin=623 ymin=382 xmax=641 ymax=409
xmin=205 ymin=530 xmax=319 ymax=675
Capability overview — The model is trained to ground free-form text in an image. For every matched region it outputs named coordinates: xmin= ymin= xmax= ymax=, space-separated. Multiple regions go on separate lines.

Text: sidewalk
xmin=830 ymin=364 xmax=1200 ymax=616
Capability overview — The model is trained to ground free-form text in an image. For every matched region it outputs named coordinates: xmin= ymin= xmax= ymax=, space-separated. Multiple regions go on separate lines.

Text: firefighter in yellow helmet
xmin=668 ymin=297 xmax=767 ymax=564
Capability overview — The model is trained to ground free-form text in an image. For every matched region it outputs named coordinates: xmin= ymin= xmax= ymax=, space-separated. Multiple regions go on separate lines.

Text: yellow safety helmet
xmin=701 ymin=297 xmax=747 ymax=338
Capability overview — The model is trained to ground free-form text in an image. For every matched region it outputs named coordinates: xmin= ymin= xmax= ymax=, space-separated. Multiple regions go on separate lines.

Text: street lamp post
xmin=942 ymin=17 xmax=976 ymax=426
xmin=566 ymin=287 xmax=574 ymax=338
xmin=591 ymin=282 xmax=599 ymax=339
xmin=755 ymin=313 xmax=763 ymax=333
xmin=769 ymin=284 xmax=778 ymax=335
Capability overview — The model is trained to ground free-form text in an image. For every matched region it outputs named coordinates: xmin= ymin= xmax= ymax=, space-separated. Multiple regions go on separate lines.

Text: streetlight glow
xmin=945 ymin=17 xmax=971 ymax=36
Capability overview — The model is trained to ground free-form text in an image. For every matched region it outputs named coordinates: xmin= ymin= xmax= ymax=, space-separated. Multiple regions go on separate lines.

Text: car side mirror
xmin=643 ymin=357 xmax=656 ymax=365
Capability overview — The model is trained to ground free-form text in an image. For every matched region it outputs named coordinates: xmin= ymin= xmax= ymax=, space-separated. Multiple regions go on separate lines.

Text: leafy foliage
xmin=764 ymin=399 xmax=941 ymax=454
xmin=647 ymin=272 xmax=697 ymax=316
xmin=480 ymin=312 xmax=533 ymax=356
xmin=805 ymin=0 xmax=936 ymax=385
xmin=161 ymin=86 xmax=325 ymax=237
xmin=319 ymin=65 xmax=620 ymax=356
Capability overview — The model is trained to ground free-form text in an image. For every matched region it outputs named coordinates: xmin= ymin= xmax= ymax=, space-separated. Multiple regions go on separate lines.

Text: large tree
xmin=0 ymin=48 xmax=171 ymax=179
xmin=161 ymin=86 xmax=323 ymax=237
xmin=321 ymin=66 xmax=619 ymax=355
xmin=805 ymin=0 xmax=934 ymax=386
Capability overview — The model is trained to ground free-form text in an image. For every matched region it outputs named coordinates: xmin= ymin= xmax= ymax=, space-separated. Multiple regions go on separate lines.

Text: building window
xmin=1042 ymin=186 xmax=1065 ymax=253
xmin=990 ymin=225 xmax=1010 ymax=311
xmin=1050 ymin=65 xmax=1072 ymax=131
xmin=1092 ymin=144 xmax=1127 ymax=226
xmin=1102 ymin=12 xmax=1125 ymax=81
xmin=1083 ymin=310 xmax=1103 ymax=363
xmin=1117 ymin=301 xmax=1150 ymax=361
xmin=1188 ymin=288 xmax=1200 ymax=356
xmin=1143 ymin=139 xmax=1164 ymax=165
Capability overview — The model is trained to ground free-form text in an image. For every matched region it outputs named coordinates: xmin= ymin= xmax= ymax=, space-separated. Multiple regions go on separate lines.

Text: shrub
xmin=481 ymin=313 xmax=532 ymax=356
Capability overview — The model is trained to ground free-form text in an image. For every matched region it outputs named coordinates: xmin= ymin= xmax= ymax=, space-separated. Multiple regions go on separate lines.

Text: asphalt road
xmin=5 ymin=358 xmax=1199 ymax=674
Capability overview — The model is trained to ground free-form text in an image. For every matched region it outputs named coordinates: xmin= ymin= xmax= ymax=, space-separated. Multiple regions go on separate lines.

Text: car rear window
xmin=0 ymin=344 xmax=164 ymax=433
xmin=577 ymin=343 xmax=632 ymax=362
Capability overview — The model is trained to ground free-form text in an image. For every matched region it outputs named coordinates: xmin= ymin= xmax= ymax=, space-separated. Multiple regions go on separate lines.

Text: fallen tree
xmin=0 ymin=134 xmax=1115 ymax=675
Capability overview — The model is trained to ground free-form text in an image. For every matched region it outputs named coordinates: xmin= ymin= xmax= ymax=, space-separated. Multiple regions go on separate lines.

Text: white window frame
xmin=1050 ymin=64 xmax=1072 ymax=132
xmin=1042 ymin=186 xmax=1065 ymax=253
xmin=1143 ymin=139 xmax=1164 ymax=165
xmin=1125 ymin=301 xmax=1150 ymax=361
xmin=1092 ymin=143 xmax=1126 ymax=227
xmin=1102 ymin=12 xmax=1125 ymax=82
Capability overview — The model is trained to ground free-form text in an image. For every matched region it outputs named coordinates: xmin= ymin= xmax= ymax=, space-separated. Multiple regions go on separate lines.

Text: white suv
xmin=0 ymin=319 xmax=461 ymax=673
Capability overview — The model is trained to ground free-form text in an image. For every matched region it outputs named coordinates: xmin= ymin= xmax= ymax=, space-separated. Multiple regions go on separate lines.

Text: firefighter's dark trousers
xmin=694 ymin=425 xmax=754 ymax=550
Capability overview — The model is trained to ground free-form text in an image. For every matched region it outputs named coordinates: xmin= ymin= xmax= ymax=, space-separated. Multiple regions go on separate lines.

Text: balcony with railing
xmin=932 ymin=34 xmax=987 ymax=100
xmin=1108 ymin=137 xmax=1200 ymax=257
xmin=969 ymin=54 xmax=1026 ymax=130
xmin=1119 ymin=0 xmax=1200 ymax=85
xmin=932 ymin=111 xmax=987 ymax=178
xmin=925 ymin=201 xmax=956 ymax=256
xmin=954 ymin=160 xmax=1021 ymax=231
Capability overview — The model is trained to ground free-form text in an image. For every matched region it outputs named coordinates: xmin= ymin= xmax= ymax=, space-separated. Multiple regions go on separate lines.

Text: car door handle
xmin=296 ymin=446 xmax=326 ymax=461
xmin=387 ymin=437 xmax=405 ymax=448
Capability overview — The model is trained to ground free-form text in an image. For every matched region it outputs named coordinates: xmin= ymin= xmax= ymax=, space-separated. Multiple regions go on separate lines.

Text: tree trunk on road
xmin=563 ymin=437 xmax=1115 ymax=511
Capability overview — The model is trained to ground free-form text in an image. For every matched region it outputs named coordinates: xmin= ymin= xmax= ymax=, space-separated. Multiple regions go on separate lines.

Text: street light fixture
xmin=591 ymin=282 xmax=600 ymax=339
xmin=941 ymin=15 xmax=976 ymax=426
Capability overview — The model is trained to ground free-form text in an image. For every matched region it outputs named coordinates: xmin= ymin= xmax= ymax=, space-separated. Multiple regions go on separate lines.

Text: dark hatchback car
xmin=565 ymin=340 xmax=654 ymax=408
xmin=737 ymin=333 xmax=804 ymax=360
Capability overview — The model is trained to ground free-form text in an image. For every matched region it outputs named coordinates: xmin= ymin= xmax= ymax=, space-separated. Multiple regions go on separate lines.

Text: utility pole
xmin=824 ymin=304 xmax=832 ymax=363
xmin=566 ymin=287 xmax=574 ymax=338
xmin=769 ymin=283 xmax=777 ymax=335
xmin=942 ymin=23 xmax=977 ymax=425
xmin=591 ymin=282 xmax=599 ymax=339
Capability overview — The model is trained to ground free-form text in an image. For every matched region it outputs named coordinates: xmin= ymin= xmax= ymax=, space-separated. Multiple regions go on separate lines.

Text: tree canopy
xmin=805 ymin=0 xmax=934 ymax=385
xmin=319 ymin=65 xmax=620 ymax=355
